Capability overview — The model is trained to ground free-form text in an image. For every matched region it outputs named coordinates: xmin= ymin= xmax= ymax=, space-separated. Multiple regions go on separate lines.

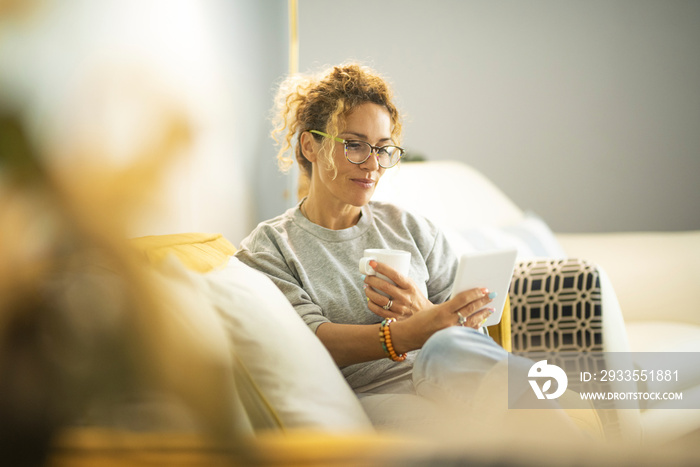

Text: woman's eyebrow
xmin=342 ymin=132 xmax=393 ymax=143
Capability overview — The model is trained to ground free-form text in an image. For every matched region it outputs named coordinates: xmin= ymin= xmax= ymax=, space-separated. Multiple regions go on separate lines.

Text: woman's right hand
xmin=391 ymin=288 xmax=495 ymax=353
xmin=437 ymin=287 xmax=496 ymax=330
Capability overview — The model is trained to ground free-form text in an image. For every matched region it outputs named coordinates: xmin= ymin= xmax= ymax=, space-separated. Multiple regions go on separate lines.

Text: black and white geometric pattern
xmin=509 ymin=258 xmax=603 ymax=353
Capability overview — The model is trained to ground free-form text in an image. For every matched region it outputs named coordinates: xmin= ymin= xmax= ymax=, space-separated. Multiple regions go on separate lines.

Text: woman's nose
xmin=360 ymin=151 xmax=380 ymax=170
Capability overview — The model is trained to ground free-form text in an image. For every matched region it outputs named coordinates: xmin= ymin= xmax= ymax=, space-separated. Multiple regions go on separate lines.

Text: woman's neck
xmin=301 ymin=196 xmax=362 ymax=230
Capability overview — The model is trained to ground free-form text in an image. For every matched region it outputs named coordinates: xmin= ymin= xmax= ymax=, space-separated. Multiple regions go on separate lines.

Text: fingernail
xmin=488 ymin=291 xmax=497 ymax=300
xmin=369 ymin=260 xmax=378 ymax=268
xmin=361 ymin=274 xmax=366 ymax=280
xmin=487 ymin=307 xmax=495 ymax=315
xmin=366 ymin=297 xmax=370 ymax=302
xmin=362 ymin=284 xmax=368 ymax=289
xmin=481 ymin=288 xmax=490 ymax=296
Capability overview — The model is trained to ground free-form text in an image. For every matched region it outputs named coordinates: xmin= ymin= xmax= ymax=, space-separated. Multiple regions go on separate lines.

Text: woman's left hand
xmin=363 ymin=260 xmax=432 ymax=320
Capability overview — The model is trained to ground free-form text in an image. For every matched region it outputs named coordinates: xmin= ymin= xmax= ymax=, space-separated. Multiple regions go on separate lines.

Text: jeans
xmin=413 ymin=326 xmax=535 ymax=412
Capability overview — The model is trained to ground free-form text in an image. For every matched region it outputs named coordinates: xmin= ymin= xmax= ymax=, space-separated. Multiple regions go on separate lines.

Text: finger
xmin=465 ymin=307 xmax=495 ymax=329
xmin=448 ymin=287 xmax=495 ymax=313
xmin=368 ymin=260 xmax=409 ymax=287
xmin=366 ymin=296 xmax=403 ymax=320
xmin=462 ymin=295 xmax=495 ymax=318
xmin=364 ymin=274 xmax=400 ymax=299
xmin=364 ymin=286 xmax=406 ymax=317
xmin=364 ymin=284 xmax=392 ymax=305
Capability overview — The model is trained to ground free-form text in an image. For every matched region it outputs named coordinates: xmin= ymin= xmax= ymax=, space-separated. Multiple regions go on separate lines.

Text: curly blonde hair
xmin=271 ymin=63 xmax=402 ymax=179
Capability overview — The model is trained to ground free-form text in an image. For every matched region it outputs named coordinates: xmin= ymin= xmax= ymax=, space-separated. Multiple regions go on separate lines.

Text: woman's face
xmin=312 ymin=102 xmax=393 ymax=210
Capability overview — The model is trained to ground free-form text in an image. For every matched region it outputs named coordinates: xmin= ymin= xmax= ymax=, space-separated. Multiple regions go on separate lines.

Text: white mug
xmin=358 ymin=248 xmax=411 ymax=298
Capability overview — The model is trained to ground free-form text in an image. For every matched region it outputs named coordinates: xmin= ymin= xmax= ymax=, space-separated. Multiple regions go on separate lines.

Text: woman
xmin=234 ymin=63 xmax=509 ymax=399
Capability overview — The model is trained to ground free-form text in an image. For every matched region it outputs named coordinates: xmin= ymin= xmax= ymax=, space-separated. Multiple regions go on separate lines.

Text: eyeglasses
xmin=310 ymin=130 xmax=404 ymax=168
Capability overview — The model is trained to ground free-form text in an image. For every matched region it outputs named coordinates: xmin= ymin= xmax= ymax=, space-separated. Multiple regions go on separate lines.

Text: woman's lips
xmin=352 ymin=178 xmax=376 ymax=189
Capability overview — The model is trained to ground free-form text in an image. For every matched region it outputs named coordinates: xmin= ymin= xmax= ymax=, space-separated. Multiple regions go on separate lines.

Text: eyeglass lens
xmin=345 ymin=141 xmax=402 ymax=168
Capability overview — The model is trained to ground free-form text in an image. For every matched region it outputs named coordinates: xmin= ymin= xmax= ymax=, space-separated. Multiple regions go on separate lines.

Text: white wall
xmin=298 ymin=0 xmax=700 ymax=233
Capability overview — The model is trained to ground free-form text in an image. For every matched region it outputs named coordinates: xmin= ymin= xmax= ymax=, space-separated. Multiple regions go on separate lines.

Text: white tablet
xmin=449 ymin=248 xmax=518 ymax=327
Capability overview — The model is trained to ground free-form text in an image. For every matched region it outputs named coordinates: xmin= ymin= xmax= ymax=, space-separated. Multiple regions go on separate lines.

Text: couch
xmin=45 ymin=161 xmax=700 ymax=465
xmin=48 ymin=237 xmax=605 ymax=465
xmin=373 ymin=160 xmax=700 ymax=443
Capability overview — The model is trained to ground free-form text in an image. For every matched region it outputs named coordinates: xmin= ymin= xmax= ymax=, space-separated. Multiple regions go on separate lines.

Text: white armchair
xmin=373 ymin=160 xmax=700 ymax=443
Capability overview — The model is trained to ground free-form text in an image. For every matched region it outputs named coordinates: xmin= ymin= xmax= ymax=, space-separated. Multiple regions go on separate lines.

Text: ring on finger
xmin=457 ymin=311 xmax=467 ymax=326
xmin=383 ymin=299 xmax=393 ymax=311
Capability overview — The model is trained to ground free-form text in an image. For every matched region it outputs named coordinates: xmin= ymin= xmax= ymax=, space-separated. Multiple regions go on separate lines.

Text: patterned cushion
xmin=509 ymin=258 xmax=603 ymax=353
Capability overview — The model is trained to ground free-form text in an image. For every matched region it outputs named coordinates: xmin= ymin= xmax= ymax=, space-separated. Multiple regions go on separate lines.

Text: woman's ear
xmin=299 ymin=131 xmax=318 ymax=163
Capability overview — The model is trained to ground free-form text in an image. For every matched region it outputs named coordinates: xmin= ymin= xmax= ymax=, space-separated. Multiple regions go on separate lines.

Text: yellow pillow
xmin=130 ymin=233 xmax=236 ymax=273
xmin=487 ymin=296 xmax=512 ymax=352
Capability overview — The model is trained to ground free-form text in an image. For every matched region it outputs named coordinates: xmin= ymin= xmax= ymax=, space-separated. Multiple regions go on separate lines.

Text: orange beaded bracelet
xmin=379 ymin=318 xmax=407 ymax=362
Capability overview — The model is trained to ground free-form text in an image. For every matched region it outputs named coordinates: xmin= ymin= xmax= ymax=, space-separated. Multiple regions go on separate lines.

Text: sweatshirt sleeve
xmin=234 ymin=226 xmax=331 ymax=333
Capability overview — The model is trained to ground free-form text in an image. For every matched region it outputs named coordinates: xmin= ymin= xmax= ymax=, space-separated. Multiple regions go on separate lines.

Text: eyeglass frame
xmin=309 ymin=130 xmax=405 ymax=169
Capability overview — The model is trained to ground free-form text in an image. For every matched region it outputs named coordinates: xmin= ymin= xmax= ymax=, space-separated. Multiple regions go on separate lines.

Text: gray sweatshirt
xmin=235 ymin=200 xmax=457 ymax=391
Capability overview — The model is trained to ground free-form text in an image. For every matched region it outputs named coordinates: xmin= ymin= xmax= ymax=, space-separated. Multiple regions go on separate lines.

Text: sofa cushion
xmin=204 ymin=257 xmax=373 ymax=432
xmin=625 ymin=322 xmax=700 ymax=441
xmin=509 ymin=258 xmax=604 ymax=353
xmin=457 ymin=212 xmax=567 ymax=261
xmin=372 ymin=160 xmax=524 ymax=231
xmin=626 ymin=321 xmax=700 ymax=354
xmin=626 ymin=321 xmax=700 ymax=394
xmin=131 ymin=233 xmax=373 ymax=432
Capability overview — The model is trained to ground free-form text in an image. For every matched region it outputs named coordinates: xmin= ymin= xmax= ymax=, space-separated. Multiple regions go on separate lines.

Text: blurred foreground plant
xmin=0 ymin=101 xmax=244 ymax=465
